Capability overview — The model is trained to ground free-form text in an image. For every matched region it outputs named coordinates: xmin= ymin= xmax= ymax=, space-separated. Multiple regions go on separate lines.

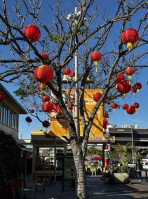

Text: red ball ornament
xmin=133 ymin=102 xmax=139 ymax=111
xmin=103 ymin=112 xmax=109 ymax=118
xmin=93 ymin=92 xmax=102 ymax=101
xmin=42 ymin=96 xmax=50 ymax=102
xmin=42 ymin=120 xmax=50 ymax=128
xmin=0 ymin=92 xmax=5 ymax=102
xmin=113 ymin=73 xmax=124 ymax=84
xmin=34 ymin=65 xmax=54 ymax=83
xmin=126 ymin=105 xmax=135 ymax=115
xmin=106 ymin=101 xmax=110 ymax=105
xmin=42 ymin=102 xmax=54 ymax=113
xmin=64 ymin=68 xmax=71 ymax=75
xmin=125 ymin=67 xmax=135 ymax=79
xmin=111 ymin=103 xmax=118 ymax=111
xmin=26 ymin=116 xmax=32 ymax=123
xmin=117 ymin=80 xmax=131 ymax=96
xmin=134 ymin=82 xmax=142 ymax=92
xmin=70 ymin=72 xmax=75 ymax=78
xmin=122 ymin=103 xmax=128 ymax=111
xmin=121 ymin=28 xmax=139 ymax=51
xmin=41 ymin=52 xmax=49 ymax=59
xmin=30 ymin=109 xmax=34 ymax=113
xmin=23 ymin=24 xmax=41 ymax=42
xmin=90 ymin=51 xmax=102 ymax=65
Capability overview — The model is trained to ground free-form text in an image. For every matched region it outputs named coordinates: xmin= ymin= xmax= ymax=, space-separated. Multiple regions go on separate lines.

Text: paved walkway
xmin=33 ymin=176 xmax=148 ymax=199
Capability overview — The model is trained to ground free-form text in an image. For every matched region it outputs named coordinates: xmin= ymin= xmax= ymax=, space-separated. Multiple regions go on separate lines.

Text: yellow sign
xmin=50 ymin=89 xmax=103 ymax=137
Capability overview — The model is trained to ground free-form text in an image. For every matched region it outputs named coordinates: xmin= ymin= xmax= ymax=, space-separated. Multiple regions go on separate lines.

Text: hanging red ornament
xmin=90 ymin=51 xmax=102 ymax=72
xmin=42 ymin=96 xmax=50 ymax=102
xmin=34 ymin=65 xmax=54 ymax=83
xmin=103 ymin=119 xmax=109 ymax=129
xmin=117 ymin=80 xmax=131 ymax=96
xmin=133 ymin=102 xmax=139 ymax=111
xmin=41 ymin=52 xmax=49 ymax=59
xmin=131 ymin=87 xmax=137 ymax=95
xmin=70 ymin=72 xmax=75 ymax=78
xmin=121 ymin=28 xmax=139 ymax=51
xmin=111 ymin=103 xmax=118 ymax=111
xmin=125 ymin=67 xmax=135 ymax=79
xmin=30 ymin=109 xmax=34 ymax=113
xmin=23 ymin=24 xmax=41 ymax=42
xmin=106 ymin=101 xmax=110 ymax=105
xmin=25 ymin=116 xmax=32 ymax=123
xmin=126 ymin=105 xmax=135 ymax=115
xmin=134 ymin=82 xmax=142 ymax=92
xmin=103 ymin=112 xmax=109 ymax=119
xmin=93 ymin=92 xmax=102 ymax=101
xmin=42 ymin=102 xmax=54 ymax=113
xmin=122 ymin=103 xmax=128 ymax=111
xmin=42 ymin=120 xmax=50 ymax=128
xmin=0 ymin=92 xmax=5 ymax=102
xmin=113 ymin=73 xmax=125 ymax=86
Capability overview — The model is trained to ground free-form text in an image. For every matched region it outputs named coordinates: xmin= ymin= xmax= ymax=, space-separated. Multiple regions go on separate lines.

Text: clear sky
xmin=1 ymin=0 xmax=148 ymax=139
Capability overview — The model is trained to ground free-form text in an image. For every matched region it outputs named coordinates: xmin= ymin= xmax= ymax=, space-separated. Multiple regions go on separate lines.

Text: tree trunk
xmin=74 ymin=153 xmax=87 ymax=199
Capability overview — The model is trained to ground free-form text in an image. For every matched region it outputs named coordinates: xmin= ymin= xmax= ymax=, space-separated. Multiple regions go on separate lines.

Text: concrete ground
xmin=28 ymin=175 xmax=148 ymax=199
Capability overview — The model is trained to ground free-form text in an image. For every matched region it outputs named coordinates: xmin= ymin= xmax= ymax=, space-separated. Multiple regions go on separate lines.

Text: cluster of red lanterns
xmin=122 ymin=102 xmax=139 ymax=115
xmin=0 ymin=92 xmax=5 ymax=102
xmin=121 ymin=28 xmax=139 ymax=51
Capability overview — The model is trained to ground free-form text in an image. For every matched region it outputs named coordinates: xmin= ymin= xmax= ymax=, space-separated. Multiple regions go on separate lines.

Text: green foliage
xmin=86 ymin=145 xmax=102 ymax=157
xmin=0 ymin=131 xmax=23 ymax=185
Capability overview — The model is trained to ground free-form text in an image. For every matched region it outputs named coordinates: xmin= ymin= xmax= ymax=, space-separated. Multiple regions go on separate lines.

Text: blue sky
xmin=1 ymin=0 xmax=148 ymax=139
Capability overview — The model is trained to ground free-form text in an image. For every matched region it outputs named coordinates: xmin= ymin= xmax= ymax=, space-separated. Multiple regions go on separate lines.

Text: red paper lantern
xmin=134 ymin=82 xmax=142 ymax=92
xmin=117 ymin=80 xmax=131 ymax=96
xmin=0 ymin=92 xmax=5 ymax=102
xmin=34 ymin=65 xmax=54 ymax=83
xmin=111 ymin=103 xmax=118 ymax=111
xmin=23 ymin=24 xmax=41 ymax=42
xmin=106 ymin=101 xmax=110 ymax=105
xmin=70 ymin=72 xmax=75 ymax=78
xmin=126 ymin=105 xmax=135 ymax=115
xmin=103 ymin=119 xmax=109 ymax=129
xmin=41 ymin=52 xmax=49 ymax=59
xmin=113 ymin=73 xmax=124 ymax=84
xmin=133 ymin=102 xmax=139 ymax=111
xmin=125 ymin=67 xmax=135 ymax=79
xmin=30 ymin=109 xmax=34 ymax=113
xmin=42 ymin=102 xmax=54 ymax=113
xmin=103 ymin=112 xmax=109 ymax=118
xmin=42 ymin=120 xmax=50 ymax=128
xmin=121 ymin=28 xmax=139 ymax=50
xmin=131 ymin=87 xmax=137 ymax=95
xmin=93 ymin=92 xmax=102 ymax=101
xmin=122 ymin=103 xmax=128 ymax=111
xmin=90 ymin=51 xmax=102 ymax=65
xmin=42 ymin=96 xmax=50 ymax=102
xmin=25 ymin=116 xmax=32 ymax=123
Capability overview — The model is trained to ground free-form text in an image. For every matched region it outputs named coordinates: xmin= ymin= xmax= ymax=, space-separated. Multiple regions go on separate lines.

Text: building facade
xmin=0 ymin=83 xmax=27 ymax=140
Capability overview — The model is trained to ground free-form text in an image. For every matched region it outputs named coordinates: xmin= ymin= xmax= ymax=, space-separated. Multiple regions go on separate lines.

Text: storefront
xmin=31 ymin=130 xmax=68 ymax=178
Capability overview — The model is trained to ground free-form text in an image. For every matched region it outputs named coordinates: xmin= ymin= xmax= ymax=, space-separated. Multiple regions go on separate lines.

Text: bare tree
xmin=0 ymin=0 xmax=148 ymax=198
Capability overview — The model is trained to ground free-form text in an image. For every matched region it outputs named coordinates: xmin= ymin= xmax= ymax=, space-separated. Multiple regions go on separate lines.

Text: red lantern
xmin=90 ymin=51 xmax=102 ymax=72
xmin=41 ymin=52 xmax=49 ymax=59
xmin=106 ymin=101 xmax=110 ymax=105
xmin=34 ymin=65 xmax=54 ymax=83
xmin=125 ymin=67 xmax=135 ymax=79
xmin=126 ymin=105 xmax=135 ymax=115
xmin=122 ymin=103 xmax=128 ymax=111
xmin=133 ymin=102 xmax=139 ymax=111
xmin=121 ymin=28 xmax=139 ymax=51
xmin=25 ymin=116 xmax=32 ymax=123
xmin=30 ymin=109 xmax=34 ymax=113
xmin=113 ymin=73 xmax=124 ymax=85
xmin=0 ymin=92 xmax=5 ymax=102
xmin=134 ymin=82 xmax=142 ymax=92
xmin=42 ymin=120 xmax=50 ymax=128
xmin=93 ymin=92 xmax=102 ymax=101
xmin=111 ymin=103 xmax=118 ymax=111
xmin=42 ymin=102 xmax=54 ymax=113
xmin=37 ymin=85 xmax=40 ymax=90
xmin=103 ymin=119 xmax=109 ymax=129
xmin=103 ymin=112 xmax=109 ymax=118
xmin=23 ymin=24 xmax=41 ymax=42
xmin=70 ymin=72 xmax=75 ymax=78
xmin=131 ymin=87 xmax=137 ymax=95
xmin=42 ymin=96 xmax=50 ymax=102
xmin=64 ymin=68 xmax=71 ymax=80
xmin=117 ymin=80 xmax=131 ymax=96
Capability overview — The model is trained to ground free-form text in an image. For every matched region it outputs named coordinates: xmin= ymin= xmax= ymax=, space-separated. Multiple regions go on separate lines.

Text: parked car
xmin=143 ymin=162 xmax=148 ymax=170
xmin=128 ymin=161 xmax=136 ymax=168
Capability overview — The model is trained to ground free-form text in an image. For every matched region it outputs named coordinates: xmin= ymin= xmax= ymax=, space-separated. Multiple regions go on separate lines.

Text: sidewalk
xmin=34 ymin=176 xmax=148 ymax=199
